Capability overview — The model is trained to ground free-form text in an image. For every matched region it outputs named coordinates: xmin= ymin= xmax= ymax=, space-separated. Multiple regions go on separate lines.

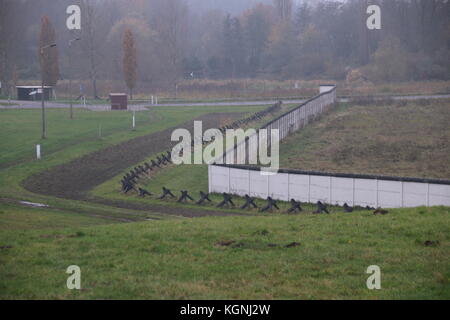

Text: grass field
xmin=0 ymin=98 xmax=449 ymax=300
xmin=0 ymin=105 xmax=261 ymax=168
xmin=0 ymin=205 xmax=448 ymax=299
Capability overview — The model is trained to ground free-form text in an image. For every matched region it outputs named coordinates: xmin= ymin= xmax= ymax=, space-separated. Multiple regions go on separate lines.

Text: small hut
xmin=109 ymin=93 xmax=128 ymax=110
xmin=16 ymin=86 xmax=53 ymax=101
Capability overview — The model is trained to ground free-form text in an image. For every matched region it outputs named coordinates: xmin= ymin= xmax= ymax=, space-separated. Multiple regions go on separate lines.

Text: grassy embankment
xmin=0 ymin=205 xmax=448 ymax=299
xmin=0 ymin=99 xmax=448 ymax=300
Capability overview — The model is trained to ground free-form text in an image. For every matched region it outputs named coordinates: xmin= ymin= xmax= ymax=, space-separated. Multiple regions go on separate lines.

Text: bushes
xmin=366 ymin=37 xmax=450 ymax=83
xmin=367 ymin=36 xmax=411 ymax=82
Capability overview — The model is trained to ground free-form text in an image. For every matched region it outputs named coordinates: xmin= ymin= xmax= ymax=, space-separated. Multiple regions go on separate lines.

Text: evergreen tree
xmin=123 ymin=28 xmax=138 ymax=99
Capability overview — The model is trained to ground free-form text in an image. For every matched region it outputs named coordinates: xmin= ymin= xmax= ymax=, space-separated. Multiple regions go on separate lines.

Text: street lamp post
xmin=68 ymin=37 xmax=81 ymax=119
xmin=40 ymin=43 xmax=56 ymax=140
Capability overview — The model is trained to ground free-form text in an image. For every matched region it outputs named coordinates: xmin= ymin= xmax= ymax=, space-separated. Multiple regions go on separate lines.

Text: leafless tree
xmin=80 ymin=0 xmax=101 ymax=99
xmin=273 ymin=0 xmax=293 ymax=20
xmin=153 ymin=0 xmax=188 ymax=98
xmin=0 ymin=0 xmax=13 ymax=96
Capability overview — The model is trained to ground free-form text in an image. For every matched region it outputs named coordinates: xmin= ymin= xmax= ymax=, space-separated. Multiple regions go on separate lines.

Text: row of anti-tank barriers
xmin=208 ymin=85 xmax=450 ymax=209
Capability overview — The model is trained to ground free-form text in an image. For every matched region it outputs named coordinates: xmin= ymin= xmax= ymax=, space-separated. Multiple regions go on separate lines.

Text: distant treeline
xmin=0 ymin=0 xmax=449 ymax=97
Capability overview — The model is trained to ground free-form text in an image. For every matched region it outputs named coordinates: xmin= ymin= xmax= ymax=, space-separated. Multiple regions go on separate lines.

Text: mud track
xmin=23 ymin=112 xmax=246 ymax=218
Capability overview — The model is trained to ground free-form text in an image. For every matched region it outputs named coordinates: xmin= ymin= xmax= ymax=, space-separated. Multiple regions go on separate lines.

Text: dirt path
xmin=23 ymin=112 xmax=247 ymax=218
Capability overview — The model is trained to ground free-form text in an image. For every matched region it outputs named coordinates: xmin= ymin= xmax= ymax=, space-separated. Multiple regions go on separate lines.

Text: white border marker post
xmin=36 ymin=144 xmax=41 ymax=160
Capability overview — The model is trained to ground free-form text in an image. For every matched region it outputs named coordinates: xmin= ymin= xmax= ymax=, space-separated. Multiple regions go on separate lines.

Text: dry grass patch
xmin=280 ymin=99 xmax=450 ymax=179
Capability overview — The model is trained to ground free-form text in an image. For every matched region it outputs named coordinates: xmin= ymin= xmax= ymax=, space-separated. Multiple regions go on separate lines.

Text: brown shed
xmin=109 ymin=93 xmax=128 ymax=110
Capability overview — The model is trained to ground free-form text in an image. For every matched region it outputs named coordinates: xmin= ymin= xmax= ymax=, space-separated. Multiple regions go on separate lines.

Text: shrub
xmin=368 ymin=36 xmax=411 ymax=82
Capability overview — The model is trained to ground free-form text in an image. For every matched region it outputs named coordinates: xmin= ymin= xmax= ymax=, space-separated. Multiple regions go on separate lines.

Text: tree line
xmin=0 ymin=0 xmax=449 ymax=98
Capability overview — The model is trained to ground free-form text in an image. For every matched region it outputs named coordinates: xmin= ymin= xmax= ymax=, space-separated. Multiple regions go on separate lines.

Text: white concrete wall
xmin=230 ymin=168 xmax=250 ymax=196
xmin=354 ymin=179 xmax=378 ymax=207
xmin=209 ymin=166 xmax=450 ymax=208
xmin=209 ymin=165 xmax=230 ymax=194
xmin=320 ymin=85 xmax=335 ymax=94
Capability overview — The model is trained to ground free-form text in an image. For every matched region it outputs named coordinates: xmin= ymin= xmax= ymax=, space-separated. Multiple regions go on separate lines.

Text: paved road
xmin=1 ymin=94 xmax=450 ymax=110
xmin=0 ymin=99 xmax=148 ymax=111
xmin=156 ymin=94 xmax=450 ymax=107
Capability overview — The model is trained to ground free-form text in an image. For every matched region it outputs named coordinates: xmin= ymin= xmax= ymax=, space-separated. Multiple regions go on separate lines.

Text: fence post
xmin=36 ymin=144 xmax=41 ymax=160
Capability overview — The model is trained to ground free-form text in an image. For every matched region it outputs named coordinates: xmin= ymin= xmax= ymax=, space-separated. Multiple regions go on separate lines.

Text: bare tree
xmin=0 ymin=0 xmax=13 ymax=96
xmin=154 ymin=0 xmax=188 ymax=98
xmin=358 ymin=0 xmax=369 ymax=65
xmin=80 ymin=0 xmax=101 ymax=99
xmin=123 ymin=28 xmax=137 ymax=100
xmin=273 ymin=0 xmax=293 ymax=20
xmin=39 ymin=16 xmax=59 ymax=87
xmin=413 ymin=0 xmax=439 ymax=50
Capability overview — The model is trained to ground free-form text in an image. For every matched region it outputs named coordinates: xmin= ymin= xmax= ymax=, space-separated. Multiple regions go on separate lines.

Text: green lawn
xmin=0 ymin=105 xmax=262 ymax=168
xmin=0 ymin=205 xmax=448 ymax=299
xmin=0 ymin=202 xmax=111 ymax=231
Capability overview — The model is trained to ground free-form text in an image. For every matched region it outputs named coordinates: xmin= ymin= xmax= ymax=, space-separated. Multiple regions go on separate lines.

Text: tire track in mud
xmin=23 ymin=112 xmax=247 ymax=218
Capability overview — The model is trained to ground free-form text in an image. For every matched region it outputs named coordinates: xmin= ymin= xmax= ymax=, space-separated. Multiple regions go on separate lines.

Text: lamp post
xmin=68 ymin=37 xmax=81 ymax=119
xmin=40 ymin=43 xmax=56 ymax=140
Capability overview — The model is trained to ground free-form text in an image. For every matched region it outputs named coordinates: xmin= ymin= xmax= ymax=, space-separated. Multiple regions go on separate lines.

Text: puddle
xmin=19 ymin=201 xmax=49 ymax=208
